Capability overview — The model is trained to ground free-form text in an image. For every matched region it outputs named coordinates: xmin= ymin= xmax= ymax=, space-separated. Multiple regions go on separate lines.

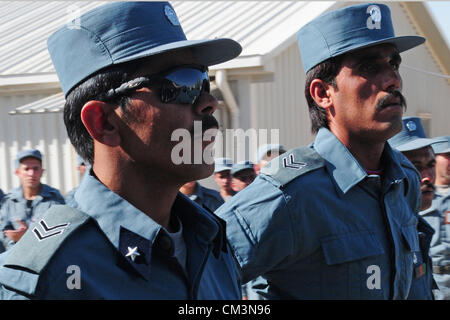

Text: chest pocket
xmin=319 ymin=231 xmax=386 ymax=299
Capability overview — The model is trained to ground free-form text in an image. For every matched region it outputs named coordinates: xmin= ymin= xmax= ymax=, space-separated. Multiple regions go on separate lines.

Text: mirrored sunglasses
xmin=104 ymin=67 xmax=210 ymax=105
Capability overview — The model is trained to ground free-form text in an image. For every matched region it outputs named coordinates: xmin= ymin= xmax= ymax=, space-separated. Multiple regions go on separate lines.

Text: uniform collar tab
xmin=74 ymin=171 xmax=162 ymax=250
xmin=314 ymin=128 xmax=367 ymax=194
xmin=118 ymin=226 xmax=152 ymax=280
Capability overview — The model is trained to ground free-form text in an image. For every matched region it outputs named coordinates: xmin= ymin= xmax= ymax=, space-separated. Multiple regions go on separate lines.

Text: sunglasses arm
xmin=104 ymin=77 xmax=151 ymax=100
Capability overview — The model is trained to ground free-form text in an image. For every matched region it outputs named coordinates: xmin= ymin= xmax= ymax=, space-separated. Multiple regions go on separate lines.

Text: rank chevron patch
xmin=32 ymin=219 xmax=70 ymax=241
xmin=282 ymin=154 xmax=307 ymax=170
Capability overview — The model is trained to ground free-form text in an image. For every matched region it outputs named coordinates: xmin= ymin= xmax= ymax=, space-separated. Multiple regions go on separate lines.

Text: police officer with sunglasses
xmin=0 ymin=1 xmax=242 ymax=299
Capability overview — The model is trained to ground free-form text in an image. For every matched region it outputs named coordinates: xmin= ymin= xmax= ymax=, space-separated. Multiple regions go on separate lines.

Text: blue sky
xmin=425 ymin=1 xmax=450 ymax=48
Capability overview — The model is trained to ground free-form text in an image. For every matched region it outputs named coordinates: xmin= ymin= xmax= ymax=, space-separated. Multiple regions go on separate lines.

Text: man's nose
xmin=421 ymin=168 xmax=435 ymax=185
xmin=382 ymin=67 xmax=402 ymax=93
xmin=193 ymin=92 xmax=218 ymax=116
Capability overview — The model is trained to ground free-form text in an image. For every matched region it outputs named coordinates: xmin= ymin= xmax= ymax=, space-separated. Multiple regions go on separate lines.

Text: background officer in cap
xmin=432 ymin=136 xmax=450 ymax=202
xmin=0 ymin=149 xmax=65 ymax=252
xmin=389 ymin=117 xmax=441 ymax=211
xmin=213 ymin=157 xmax=235 ymax=201
xmin=389 ymin=116 xmax=443 ymax=299
xmin=429 ymin=136 xmax=450 ymax=299
xmin=179 ymin=180 xmax=224 ymax=212
xmin=217 ymin=3 xmax=433 ymax=299
xmin=0 ymin=1 xmax=242 ymax=299
xmin=230 ymin=161 xmax=256 ymax=193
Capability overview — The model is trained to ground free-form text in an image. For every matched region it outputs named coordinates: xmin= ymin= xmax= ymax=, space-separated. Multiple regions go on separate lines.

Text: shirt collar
xmin=193 ymin=183 xmax=204 ymax=201
xmin=313 ymin=128 xmax=367 ymax=194
xmin=313 ymin=128 xmax=407 ymax=194
xmin=73 ymin=171 xmax=162 ymax=250
xmin=73 ymin=171 xmax=225 ymax=256
xmin=173 ymin=192 xmax=224 ymax=254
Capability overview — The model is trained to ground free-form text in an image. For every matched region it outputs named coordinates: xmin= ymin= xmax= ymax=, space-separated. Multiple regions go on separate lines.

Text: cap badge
xmin=164 ymin=5 xmax=180 ymax=26
xmin=366 ymin=5 xmax=382 ymax=30
xmin=406 ymin=120 xmax=417 ymax=132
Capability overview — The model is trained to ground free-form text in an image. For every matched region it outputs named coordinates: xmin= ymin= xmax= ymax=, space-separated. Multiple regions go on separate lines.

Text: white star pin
xmin=125 ymin=246 xmax=140 ymax=262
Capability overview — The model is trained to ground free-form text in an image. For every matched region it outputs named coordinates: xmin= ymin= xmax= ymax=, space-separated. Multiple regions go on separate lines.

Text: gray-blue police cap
xmin=388 ymin=117 xmax=435 ymax=152
xmin=48 ymin=1 xmax=242 ymax=97
xmin=296 ymin=3 xmax=425 ymax=73
xmin=231 ymin=161 xmax=254 ymax=176
xmin=214 ymin=157 xmax=233 ymax=173
xmin=431 ymin=136 xmax=450 ymax=154
xmin=15 ymin=149 xmax=42 ymax=168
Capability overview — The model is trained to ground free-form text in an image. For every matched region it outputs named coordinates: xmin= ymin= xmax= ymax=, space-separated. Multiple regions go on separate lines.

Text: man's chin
xmin=182 ymin=162 xmax=215 ymax=180
xmin=25 ymin=182 xmax=39 ymax=188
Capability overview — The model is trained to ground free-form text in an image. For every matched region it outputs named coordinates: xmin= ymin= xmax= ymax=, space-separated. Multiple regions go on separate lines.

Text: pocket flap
xmin=321 ymin=232 xmax=384 ymax=265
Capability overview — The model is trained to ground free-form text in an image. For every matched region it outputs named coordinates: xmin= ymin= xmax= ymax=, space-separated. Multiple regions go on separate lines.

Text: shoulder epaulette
xmin=3 ymin=205 xmax=91 ymax=274
xmin=260 ymin=146 xmax=325 ymax=187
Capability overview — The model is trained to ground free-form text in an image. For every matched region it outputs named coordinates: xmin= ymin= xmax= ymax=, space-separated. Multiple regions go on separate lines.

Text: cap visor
xmin=114 ymin=38 xmax=242 ymax=67
xmin=395 ymin=137 xmax=435 ymax=152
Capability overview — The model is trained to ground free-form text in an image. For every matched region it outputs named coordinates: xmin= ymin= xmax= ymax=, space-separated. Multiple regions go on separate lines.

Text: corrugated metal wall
xmin=0 ymin=93 xmax=78 ymax=196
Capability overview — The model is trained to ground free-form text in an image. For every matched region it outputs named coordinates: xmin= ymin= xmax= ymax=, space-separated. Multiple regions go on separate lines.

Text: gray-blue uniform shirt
xmin=189 ymin=183 xmax=224 ymax=212
xmin=420 ymin=187 xmax=449 ymax=300
xmin=64 ymin=187 xmax=77 ymax=206
xmin=0 ymin=171 xmax=241 ymax=299
xmin=0 ymin=189 xmax=4 ymax=203
xmin=0 ymin=184 xmax=65 ymax=251
xmin=216 ymin=128 xmax=434 ymax=299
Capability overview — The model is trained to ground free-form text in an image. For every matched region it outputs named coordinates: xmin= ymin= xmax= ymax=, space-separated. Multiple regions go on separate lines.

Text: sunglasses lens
xmin=161 ymin=68 xmax=210 ymax=104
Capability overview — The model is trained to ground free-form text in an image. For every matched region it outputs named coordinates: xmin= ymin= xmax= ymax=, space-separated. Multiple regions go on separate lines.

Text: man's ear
xmin=81 ymin=101 xmax=121 ymax=147
xmin=310 ymin=79 xmax=334 ymax=110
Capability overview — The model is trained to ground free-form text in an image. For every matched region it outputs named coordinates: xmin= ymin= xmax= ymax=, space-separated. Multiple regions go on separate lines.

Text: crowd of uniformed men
xmin=0 ymin=1 xmax=448 ymax=300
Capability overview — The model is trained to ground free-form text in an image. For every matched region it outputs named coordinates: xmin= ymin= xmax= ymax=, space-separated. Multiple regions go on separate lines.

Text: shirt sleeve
xmin=216 ymin=176 xmax=295 ymax=283
xmin=0 ymin=201 xmax=14 ymax=251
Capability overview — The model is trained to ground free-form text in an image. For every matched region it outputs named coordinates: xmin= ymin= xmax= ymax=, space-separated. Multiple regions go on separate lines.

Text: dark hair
xmin=304 ymin=56 xmax=344 ymax=134
xmin=64 ymin=62 xmax=140 ymax=164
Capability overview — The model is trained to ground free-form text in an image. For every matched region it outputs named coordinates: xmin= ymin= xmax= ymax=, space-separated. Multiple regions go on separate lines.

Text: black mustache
xmin=202 ymin=115 xmax=219 ymax=131
xmin=376 ymin=91 xmax=407 ymax=111
xmin=421 ymin=182 xmax=435 ymax=192
xmin=189 ymin=116 xmax=219 ymax=135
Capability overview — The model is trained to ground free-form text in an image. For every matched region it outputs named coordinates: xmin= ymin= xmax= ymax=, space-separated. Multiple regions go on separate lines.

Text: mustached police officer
xmin=217 ymin=3 xmax=434 ymax=299
xmin=0 ymin=1 xmax=242 ymax=299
